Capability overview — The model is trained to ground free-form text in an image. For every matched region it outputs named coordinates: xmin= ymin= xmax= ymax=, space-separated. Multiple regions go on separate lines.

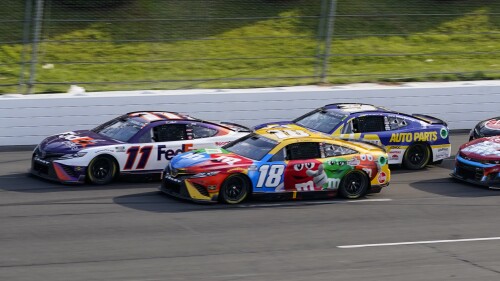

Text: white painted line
xmin=338 ymin=237 xmax=500 ymax=249
xmin=239 ymin=198 xmax=392 ymax=208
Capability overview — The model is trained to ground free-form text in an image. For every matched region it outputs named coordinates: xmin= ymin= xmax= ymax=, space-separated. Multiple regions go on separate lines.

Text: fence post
xmin=314 ymin=0 xmax=328 ymax=79
xmin=18 ymin=0 xmax=33 ymax=94
xmin=320 ymin=0 xmax=337 ymax=84
xmin=27 ymin=0 xmax=44 ymax=94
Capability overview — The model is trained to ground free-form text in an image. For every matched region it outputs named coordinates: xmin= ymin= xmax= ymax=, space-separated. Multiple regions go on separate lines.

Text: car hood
xmin=39 ymin=130 xmax=122 ymax=154
xmin=476 ymin=117 xmax=500 ymax=137
xmin=459 ymin=136 xmax=500 ymax=161
xmin=170 ymin=148 xmax=254 ymax=171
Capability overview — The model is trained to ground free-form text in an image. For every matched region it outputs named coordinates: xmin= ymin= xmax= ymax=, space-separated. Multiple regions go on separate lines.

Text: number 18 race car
xmin=160 ymin=124 xmax=390 ymax=204
xmin=31 ymin=111 xmax=250 ymax=184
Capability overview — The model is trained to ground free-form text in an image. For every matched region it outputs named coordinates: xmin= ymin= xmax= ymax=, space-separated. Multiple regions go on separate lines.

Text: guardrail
xmin=1 ymin=80 xmax=499 ymax=146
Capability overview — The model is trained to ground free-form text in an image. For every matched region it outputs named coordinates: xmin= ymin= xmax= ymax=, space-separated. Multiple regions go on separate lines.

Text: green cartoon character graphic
xmin=306 ymin=158 xmax=354 ymax=190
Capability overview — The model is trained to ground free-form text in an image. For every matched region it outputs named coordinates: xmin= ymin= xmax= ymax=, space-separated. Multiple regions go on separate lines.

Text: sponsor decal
xmin=96 ymin=149 xmax=114 ymax=153
xmin=389 ymin=131 xmax=437 ymax=143
xmin=115 ymin=146 xmax=125 ymax=152
xmin=462 ymin=141 xmax=500 ymax=157
xmin=58 ymin=132 xmax=97 ymax=148
xmin=34 ymin=157 xmax=50 ymax=165
xmin=63 ymin=141 xmax=80 ymax=151
xmin=215 ymin=141 xmax=229 ymax=146
xmin=485 ymin=119 xmax=500 ymax=131
xmin=378 ymin=156 xmax=388 ymax=166
xmin=378 ymin=172 xmax=387 ymax=184
xmin=164 ymin=174 xmax=182 ymax=183
xmin=157 ymin=144 xmax=193 ymax=161
xmin=440 ymin=128 xmax=449 ymax=139
xmin=213 ymin=155 xmax=241 ymax=165
xmin=227 ymin=167 xmax=246 ymax=173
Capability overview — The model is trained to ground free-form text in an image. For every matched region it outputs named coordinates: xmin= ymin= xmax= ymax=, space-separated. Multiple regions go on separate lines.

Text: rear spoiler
xmin=219 ymin=122 xmax=252 ymax=132
xmin=412 ymin=114 xmax=447 ymax=126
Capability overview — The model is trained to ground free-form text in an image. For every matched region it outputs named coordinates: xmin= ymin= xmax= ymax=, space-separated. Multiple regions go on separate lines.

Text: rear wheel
xmin=339 ymin=171 xmax=369 ymax=199
xmin=219 ymin=174 xmax=250 ymax=204
xmin=87 ymin=156 xmax=117 ymax=185
xmin=403 ymin=143 xmax=430 ymax=170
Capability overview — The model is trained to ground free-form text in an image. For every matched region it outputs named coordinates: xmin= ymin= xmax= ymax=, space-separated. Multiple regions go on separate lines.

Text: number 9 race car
xmin=451 ymin=136 xmax=500 ymax=188
xmin=31 ymin=111 xmax=250 ymax=184
xmin=160 ymin=124 xmax=390 ymax=204
xmin=256 ymin=103 xmax=451 ymax=169
xmin=469 ymin=116 xmax=500 ymax=141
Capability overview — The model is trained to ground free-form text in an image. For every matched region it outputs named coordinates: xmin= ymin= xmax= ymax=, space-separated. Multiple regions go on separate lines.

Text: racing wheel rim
xmin=403 ymin=143 xmax=430 ymax=169
xmin=339 ymin=171 xmax=369 ymax=199
xmin=88 ymin=156 xmax=117 ymax=184
xmin=221 ymin=175 xmax=249 ymax=204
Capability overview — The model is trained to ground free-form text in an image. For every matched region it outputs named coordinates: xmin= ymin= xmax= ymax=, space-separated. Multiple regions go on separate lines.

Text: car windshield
xmin=223 ymin=134 xmax=277 ymax=160
xmin=294 ymin=110 xmax=346 ymax=134
xmin=92 ymin=117 xmax=145 ymax=142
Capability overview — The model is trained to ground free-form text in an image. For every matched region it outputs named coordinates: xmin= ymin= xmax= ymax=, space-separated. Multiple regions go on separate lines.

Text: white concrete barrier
xmin=1 ymin=81 xmax=499 ymax=146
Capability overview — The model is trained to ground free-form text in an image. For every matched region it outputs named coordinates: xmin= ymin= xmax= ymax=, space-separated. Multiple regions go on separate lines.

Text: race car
xmin=31 ymin=111 xmax=250 ymax=184
xmin=255 ymin=103 xmax=451 ymax=169
xmin=451 ymin=136 xmax=500 ymax=188
xmin=469 ymin=116 xmax=500 ymax=141
xmin=160 ymin=124 xmax=390 ymax=204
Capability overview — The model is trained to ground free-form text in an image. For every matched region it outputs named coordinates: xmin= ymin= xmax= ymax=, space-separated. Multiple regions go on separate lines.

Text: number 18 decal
xmin=256 ymin=165 xmax=285 ymax=187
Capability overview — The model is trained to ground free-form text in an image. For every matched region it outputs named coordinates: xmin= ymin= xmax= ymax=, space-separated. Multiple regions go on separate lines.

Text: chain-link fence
xmin=1 ymin=0 xmax=499 ymax=94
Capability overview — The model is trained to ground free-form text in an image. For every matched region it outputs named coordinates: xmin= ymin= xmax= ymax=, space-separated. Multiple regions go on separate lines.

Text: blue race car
xmin=256 ymin=103 xmax=451 ymax=169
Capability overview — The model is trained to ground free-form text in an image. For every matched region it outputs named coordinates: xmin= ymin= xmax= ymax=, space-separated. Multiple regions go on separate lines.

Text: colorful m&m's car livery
xmin=31 ymin=111 xmax=250 ymax=184
xmin=451 ymin=136 xmax=500 ymax=188
xmin=160 ymin=125 xmax=390 ymax=204
xmin=256 ymin=103 xmax=451 ymax=169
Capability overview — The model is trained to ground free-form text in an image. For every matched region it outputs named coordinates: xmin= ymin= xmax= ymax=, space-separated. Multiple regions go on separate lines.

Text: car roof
xmin=322 ymin=103 xmax=391 ymax=114
xmin=254 ymin=124 xmax=332 ymax=142
xmin=127 ymin=111 xmax=195 ymax=123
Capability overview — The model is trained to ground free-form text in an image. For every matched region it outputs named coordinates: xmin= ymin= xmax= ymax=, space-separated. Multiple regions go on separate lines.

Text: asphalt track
xmin=2 ymin=132 xmax=500 ymax=281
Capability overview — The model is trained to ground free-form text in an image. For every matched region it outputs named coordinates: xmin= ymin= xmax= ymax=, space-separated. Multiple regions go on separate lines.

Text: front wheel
xmin=219 ymin=174 xmax=250 ymax=204
xmin=87 ymin=156 xmax=117 ymax=185
xmin=338 ymin=170 xmax=369 ymax=199
xmin=403 ymin=143 xmax=431 ymax=170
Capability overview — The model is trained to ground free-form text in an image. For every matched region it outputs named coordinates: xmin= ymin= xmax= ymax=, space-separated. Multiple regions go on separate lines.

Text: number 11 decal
xmin=256 ymin=165 xmax=285 ymax=187
xmin=124 ymin=145 xmax=153 ymax=170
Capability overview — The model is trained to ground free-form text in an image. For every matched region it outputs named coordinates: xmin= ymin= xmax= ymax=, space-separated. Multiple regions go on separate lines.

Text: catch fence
xmin=1 ymin=0 xmax=499 ymax=94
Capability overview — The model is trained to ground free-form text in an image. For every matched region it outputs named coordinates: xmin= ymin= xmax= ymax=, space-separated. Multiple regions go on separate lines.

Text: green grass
xmin=0 ymin=0 xmax=499 ymax=94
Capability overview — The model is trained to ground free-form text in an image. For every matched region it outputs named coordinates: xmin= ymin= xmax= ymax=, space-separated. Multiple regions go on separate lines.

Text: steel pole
xmin=27 ymin=0 xmax=44 ymax=94
xmin=320 ymin=0 xmax=337 ymax=83
xmin=18 ymin=0 xmax=33 ymax=94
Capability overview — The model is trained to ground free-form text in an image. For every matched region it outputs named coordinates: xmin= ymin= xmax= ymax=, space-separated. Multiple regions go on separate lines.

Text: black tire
xmin=219 ymin=174 xmax=250 ymax=204
xmin=338 ymin=170 xmax=369 ymax=199
xmin=87 ymin=156 xmax=117 ymax=185
xmin=403 ymin=143 xmax=431 ymax=170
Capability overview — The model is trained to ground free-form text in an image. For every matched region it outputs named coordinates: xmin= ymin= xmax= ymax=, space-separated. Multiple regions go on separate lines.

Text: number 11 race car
xmin=160 ymin=125 xmax=390 ymax=204
xmin=31 ymin=111 xmax=250 ymax=184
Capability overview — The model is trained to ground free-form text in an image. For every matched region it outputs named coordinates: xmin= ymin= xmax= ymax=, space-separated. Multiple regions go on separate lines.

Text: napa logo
xmin=389 ymin=131 xmax=438 ymax=143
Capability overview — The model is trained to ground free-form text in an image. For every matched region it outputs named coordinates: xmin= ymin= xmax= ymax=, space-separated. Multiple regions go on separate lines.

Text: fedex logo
xmin=157 ymin=144 xmax=193 ymax=161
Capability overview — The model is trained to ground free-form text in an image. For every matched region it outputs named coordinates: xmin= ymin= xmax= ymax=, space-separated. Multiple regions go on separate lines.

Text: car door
xmin=338 ymin=115 xmax=385 ymax=146
xmin=282 ymin=142 xmax=323 ymax=191
xmin=119 ymin=123 xmax=190 ymax=173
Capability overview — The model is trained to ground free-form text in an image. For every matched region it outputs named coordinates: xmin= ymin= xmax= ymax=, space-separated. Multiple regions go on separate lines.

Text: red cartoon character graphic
xmin=348 ymin=154 xmax=378 ymax=180
xmin=284 ymin=159 xmax=323 ymax=191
